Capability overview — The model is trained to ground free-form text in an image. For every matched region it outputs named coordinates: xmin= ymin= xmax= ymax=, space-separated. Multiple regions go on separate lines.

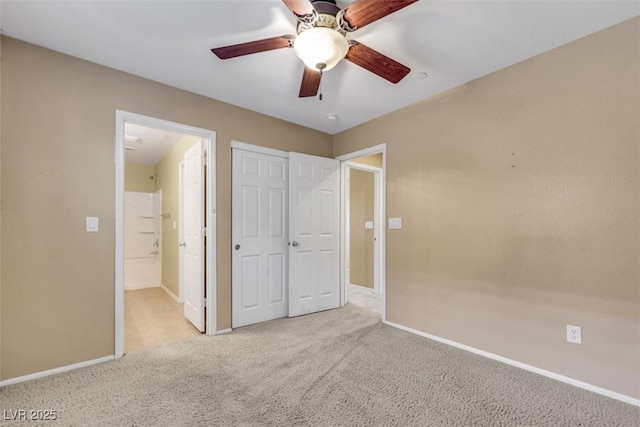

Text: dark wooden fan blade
xmin=346 ymin=41 xmax=410 ymax=84
xmin=211 ymin=35 xmax=294 ymax=59
xmin=299 ymin=67 xmax=322 ymax=97
xmin=342 ymin=0 xmax=418 ymax=30
xmin=282 ymin=0 xmax=315 ymax=18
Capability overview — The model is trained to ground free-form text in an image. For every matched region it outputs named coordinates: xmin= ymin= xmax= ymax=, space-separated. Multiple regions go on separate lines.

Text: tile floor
xmin=347 ymin=283 xmax=383 ymax=315
xmin=125 ymin=287 xmax=202 ymax=353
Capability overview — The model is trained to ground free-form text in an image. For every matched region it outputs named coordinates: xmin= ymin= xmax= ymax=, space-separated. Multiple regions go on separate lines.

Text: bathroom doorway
xmin=116 ymin=112 xmax=217 ymax=356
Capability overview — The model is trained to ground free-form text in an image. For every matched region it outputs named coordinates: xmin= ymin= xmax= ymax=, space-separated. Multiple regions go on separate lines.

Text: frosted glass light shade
xmin=293 ymin=27 xmax=349 ymax=71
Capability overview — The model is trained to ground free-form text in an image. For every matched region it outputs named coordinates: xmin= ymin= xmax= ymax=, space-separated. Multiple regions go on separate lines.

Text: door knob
xmin=179 ymin=241 xmax=186 ymax=247
xmin=235 ymin=244 xmax=240 ymax=250
xmin=291 ymin=241 xmax=299 ymax=247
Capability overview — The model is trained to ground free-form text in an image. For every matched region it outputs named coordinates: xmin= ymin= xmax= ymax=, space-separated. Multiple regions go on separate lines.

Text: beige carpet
xmin=2 ymin=304 xmax=638 ymax=426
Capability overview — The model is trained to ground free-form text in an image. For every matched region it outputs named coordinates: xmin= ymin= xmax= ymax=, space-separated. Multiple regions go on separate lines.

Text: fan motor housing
xmin=297 ymin=1 xmax=345 ymax=35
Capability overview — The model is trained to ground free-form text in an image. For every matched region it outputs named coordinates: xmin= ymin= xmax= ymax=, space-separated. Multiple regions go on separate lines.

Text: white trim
xmin=336 ymin=143 xmax=387 ymax=162
xmin=384 ymin=320 xmax=640 ymax=407
xmin=231 ymin=140 xmax=289 ymax=158
xmin=123 ymin=283 xmax=160 ymax=291
xmin=0 ymin=356 xmax=115 ymax=388
xmin=205 ymin=139 xmax=218 ymax=336
xmin=215 ymin=328 xmax=233 ymax=335
xmin=115 ymin=110 xmax=218 ymax=357
xmin=119 ymin=111 xmax=217 ymax=137
xmin=115 ymin=111 xmax=126 ymax=359
xmin=160 ymin=284 xmax=180 ymax=303
xmin=345 ymin=161 xmax=381 ymax=174
xmin=349 ymin=283 xmax=377 ymax=291
xmin=178 ymin=160 xmax=185 ymax=303
xmin=338 ymin=144 xmax=387 ymax=322
xmin=340 ymin=163 xmax=349 ymax=307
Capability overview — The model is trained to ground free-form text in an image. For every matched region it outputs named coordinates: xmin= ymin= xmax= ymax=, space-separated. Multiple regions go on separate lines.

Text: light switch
xmin=389 ymin=217 xmax=402 ymax=229
xmin=365 ymin=221 xmax=374 ymax=230
xmin=173 ymin=221 xmax=177 ymax=230
xmin=86 ymin=216 xmax=99 ymax=232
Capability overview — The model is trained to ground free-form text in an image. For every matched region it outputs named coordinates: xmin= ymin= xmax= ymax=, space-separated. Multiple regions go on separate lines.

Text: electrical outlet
xmin=567 ymin=325 xmax=582 ymax=344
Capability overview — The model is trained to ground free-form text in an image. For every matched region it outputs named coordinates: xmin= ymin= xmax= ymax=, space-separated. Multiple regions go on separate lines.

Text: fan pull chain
xmin=319 ymin=69 xmax=323 ymax=101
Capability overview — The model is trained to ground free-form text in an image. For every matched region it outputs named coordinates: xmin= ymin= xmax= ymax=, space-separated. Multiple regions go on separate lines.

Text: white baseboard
xmin=124 ymin=283 xmax=160 ymax=291
xmin=349 ymin=283 xmax=377 ymax=293
xmin=0 ymin=355 xmax=115 ymax=388
xmin=215 ymin=328 xmax=232 ymax=335
xmin=383 ymin=320 xmax=640 ymax=407
xmin=160 ymin=284 xmax=181 ymax=302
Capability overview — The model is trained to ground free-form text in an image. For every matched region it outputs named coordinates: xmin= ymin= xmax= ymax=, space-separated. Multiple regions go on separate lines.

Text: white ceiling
xmin=1 ymin=1 xmax=638 ymax=135
xmin=124 ymin=123 xmax=190 ymax=165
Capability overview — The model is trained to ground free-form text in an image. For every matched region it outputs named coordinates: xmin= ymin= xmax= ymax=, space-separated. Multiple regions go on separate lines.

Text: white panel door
xmin=288 ymin=152 xmax=340 ymax=317
xmin=183 ymin=140 xmax=205 ymax=332
xmin=232 ymin=149 xmax=289 ymax=328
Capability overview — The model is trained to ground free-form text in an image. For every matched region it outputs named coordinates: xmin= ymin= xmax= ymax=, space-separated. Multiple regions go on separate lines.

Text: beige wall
xmin=350 ymin=169 xmax=374 ymax=288
xmin=351 ymin=153 xmax=382 ymax=168
xmin=0 ymin=37 xmax=332 ymax=380
xmin=335 ymin=18 xmax=640 ymax=399
xmin=124 ymin=163 xmax=155 ymax=193
xmin=153 ymin=135 xmax=200 ymax=297
xmin=349 ymin=154 xmax=381 ymax=288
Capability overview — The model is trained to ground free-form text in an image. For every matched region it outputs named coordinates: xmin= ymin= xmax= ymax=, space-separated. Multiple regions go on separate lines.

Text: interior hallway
xmin=125 ymin=287 xmax=201 ymax=353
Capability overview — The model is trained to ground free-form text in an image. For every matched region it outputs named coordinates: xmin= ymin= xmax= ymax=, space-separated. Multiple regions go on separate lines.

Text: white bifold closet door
xmin=231 ymin=149 xmax=340 ymax=328
xmin=288 ymin=152 xmax=340 ymax=317
xmin=232 ymin=149 xmax=289 ymax=328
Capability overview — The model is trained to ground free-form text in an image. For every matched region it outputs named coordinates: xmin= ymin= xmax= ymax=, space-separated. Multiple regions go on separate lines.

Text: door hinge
xmin=203 ymin=298 xmax=207 ymax=308
xmin=203 ymin=227 xmax=207 ymax=236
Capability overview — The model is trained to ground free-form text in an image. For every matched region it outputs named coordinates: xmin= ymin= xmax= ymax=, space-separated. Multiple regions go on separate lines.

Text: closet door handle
xmin=179 ymin=241 xmax=186 ymax=247
xmin=235 ymin=244 xmax=240 ymax=250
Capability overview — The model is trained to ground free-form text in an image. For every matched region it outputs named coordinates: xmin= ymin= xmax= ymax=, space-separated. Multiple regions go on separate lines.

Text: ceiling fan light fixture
xmin=293 ymin=27 xmax=348 ymax=72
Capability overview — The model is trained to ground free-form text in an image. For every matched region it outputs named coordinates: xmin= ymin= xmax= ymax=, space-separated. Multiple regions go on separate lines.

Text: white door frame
xmin=178 ymin=160 xmax=185 ymax=303
xmin=115 ymin=110 xmax=217 ymax=359
xmin=336 ymin=144 xmax=386 ymax=322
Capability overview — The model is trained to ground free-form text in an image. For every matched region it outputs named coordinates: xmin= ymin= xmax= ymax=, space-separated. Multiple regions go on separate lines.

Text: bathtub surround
xmin=124 ymin=191 xmax=162 ymax=291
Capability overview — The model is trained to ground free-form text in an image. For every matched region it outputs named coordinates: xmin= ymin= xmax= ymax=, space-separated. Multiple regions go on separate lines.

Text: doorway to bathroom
xmin=115 ymin=111 xmax=217 ymax=357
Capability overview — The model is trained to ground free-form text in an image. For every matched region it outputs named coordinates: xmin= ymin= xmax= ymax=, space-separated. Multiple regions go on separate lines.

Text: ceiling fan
xmin=211 ymin=0 xmax=418 ymax=98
